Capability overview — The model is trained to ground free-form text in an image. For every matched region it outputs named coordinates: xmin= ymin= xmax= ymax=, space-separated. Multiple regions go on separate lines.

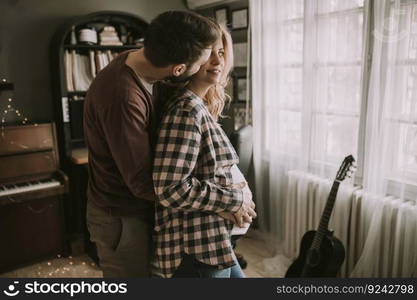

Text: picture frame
xmin=234 ymin=106 xmax=250 ymax=131
xmin=233 ymin=42 xmax=247 ymax=67
xmin=214 ymin=7 xmax=229 ymax=27
xmin=231 ymin=8 xmax=248 ymax=29
xmin=236 ymin=77 xmax=247 ymax=101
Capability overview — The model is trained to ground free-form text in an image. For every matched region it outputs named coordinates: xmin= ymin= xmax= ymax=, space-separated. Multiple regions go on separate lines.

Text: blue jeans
xmin=173 ymin=254 xmax=245 ymax=278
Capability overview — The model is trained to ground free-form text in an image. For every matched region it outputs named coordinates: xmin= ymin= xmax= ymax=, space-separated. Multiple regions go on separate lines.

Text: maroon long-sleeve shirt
xmin=83 ymin=51 xmax=159 ymax=217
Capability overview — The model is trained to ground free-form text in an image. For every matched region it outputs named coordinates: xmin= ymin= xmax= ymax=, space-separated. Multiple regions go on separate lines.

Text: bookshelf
xmin=193 ymin=0 xmax=251 ymax=136
xmin=49 ymin=11 xmax=148 ymax=255
xmin=50 ymin=11 xmax=148 ymax=169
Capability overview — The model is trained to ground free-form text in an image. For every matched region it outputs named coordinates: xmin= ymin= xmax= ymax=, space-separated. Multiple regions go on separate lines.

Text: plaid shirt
xmin=153 ymin=89 xmax=244 ymax=278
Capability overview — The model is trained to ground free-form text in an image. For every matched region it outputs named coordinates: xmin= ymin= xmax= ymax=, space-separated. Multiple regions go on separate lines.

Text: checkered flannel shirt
xmin=153 ymin=89 xmax=245 ymax=278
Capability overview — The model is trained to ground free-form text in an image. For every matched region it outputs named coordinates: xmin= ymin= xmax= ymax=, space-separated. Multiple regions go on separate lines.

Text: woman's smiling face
xmin=190 ymin=38 xmax=225 ymax=86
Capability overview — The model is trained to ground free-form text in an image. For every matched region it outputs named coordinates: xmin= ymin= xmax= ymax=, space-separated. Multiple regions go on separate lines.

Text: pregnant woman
xmin=152 ymin=25 xmax=256 ymax=278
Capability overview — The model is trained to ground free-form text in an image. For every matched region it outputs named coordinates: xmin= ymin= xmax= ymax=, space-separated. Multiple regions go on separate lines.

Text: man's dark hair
xmin=144 ymin=11 xmax=220 ymax=68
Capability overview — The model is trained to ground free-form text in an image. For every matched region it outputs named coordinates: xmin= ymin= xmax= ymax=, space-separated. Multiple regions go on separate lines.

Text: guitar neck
xmin=310 ymin=180 xmax=340 ymax=250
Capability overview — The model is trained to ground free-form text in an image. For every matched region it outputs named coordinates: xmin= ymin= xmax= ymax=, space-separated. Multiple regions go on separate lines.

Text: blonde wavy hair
xmin=202 ymin=25 xmax=234 ymax=121
xmin=157 ymin=25 xmax=234 ymax=120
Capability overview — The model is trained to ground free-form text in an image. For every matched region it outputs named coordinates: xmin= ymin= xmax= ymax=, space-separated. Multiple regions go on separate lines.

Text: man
xmin=83 ymin=11 xmax=220 ymax=277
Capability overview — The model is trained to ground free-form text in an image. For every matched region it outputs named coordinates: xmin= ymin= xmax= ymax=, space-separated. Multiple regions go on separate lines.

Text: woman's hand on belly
xmin=218 ymin=211 xmax=237 ymax=224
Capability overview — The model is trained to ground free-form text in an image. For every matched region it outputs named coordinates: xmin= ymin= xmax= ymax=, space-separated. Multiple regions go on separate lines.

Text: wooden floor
xmin=0 ymin=234 xmax=290 ymax=278
xmin=235 ymin=235 xmax=290 ymax=278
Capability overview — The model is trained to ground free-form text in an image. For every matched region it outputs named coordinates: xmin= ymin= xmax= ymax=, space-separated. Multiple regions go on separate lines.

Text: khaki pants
xmin=86 ymin=201 xmax=153 ymax=277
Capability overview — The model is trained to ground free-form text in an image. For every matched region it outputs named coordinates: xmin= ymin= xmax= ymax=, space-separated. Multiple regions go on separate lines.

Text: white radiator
xmin=283 ymin=170 xmax=417 ymax=277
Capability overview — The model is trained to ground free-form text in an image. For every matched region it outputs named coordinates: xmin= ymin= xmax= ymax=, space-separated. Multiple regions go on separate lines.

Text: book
xmin=99 ymin=26 xmax=122 ymax=46
xmin=95 ymin=51 xmax=102 ymax=72
xmin=72 ymin=52 xmax=93 ymax=91
xmin=89 ymin=50 xmax=96 ymax=78
xmin=106 ymin=50 xmax=113 ymax=63
xmin=64 ymin=50 xmax=74 ymax=91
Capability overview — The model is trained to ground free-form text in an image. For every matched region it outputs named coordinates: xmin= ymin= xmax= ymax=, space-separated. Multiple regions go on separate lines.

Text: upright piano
xmin=0 ymin=123 xmax=68 ymax=273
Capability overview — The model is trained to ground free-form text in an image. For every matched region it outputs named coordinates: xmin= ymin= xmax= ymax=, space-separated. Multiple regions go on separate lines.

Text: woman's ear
xmin=172 ymin=64 xmax=186 ymax=77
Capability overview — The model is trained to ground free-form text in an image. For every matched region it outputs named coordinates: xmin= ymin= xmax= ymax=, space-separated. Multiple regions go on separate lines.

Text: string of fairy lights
xmin=1 ymin=78 xmax=31 ymax=136
xmin=1 ymin=253 xmax=101 ymax=277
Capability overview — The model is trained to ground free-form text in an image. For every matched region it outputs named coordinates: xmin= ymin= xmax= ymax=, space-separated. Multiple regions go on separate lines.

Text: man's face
xmin=165 ymin=48 xmax=212 ymax=83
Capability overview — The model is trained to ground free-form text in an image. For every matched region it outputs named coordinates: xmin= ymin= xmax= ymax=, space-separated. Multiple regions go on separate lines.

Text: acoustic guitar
xmin=285 ymin=155 xmax=356 ymax=277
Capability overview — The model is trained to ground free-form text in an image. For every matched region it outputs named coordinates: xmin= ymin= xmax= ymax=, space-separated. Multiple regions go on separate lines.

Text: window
xmin=312 ymin=0 xmax=364 ymax=165
xmin=265 ymin=0 xmax=365 ymax=166
xmin=386 ymin=1 xmax=417 ymax=180
xmin=256 ymin=0 xmax=417 ymax=196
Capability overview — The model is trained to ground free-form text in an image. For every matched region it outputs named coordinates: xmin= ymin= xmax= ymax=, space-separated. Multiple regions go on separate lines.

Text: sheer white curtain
xmin=250 ymin=0 xmax=417 ymax=276
xmin=250 ymin=0 xmax=362 ymax=247
xmin=350 ymin=0 xmax=417 ymax=277
xmin=362 ymin=0 xmax=417 ymax=201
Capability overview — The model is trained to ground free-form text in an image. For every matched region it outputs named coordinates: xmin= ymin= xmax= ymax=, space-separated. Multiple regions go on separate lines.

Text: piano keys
xmin=0 ymin=123 xmax=68 ymax=273
xmin=0 ymin=179 xmax=60 ymax=197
